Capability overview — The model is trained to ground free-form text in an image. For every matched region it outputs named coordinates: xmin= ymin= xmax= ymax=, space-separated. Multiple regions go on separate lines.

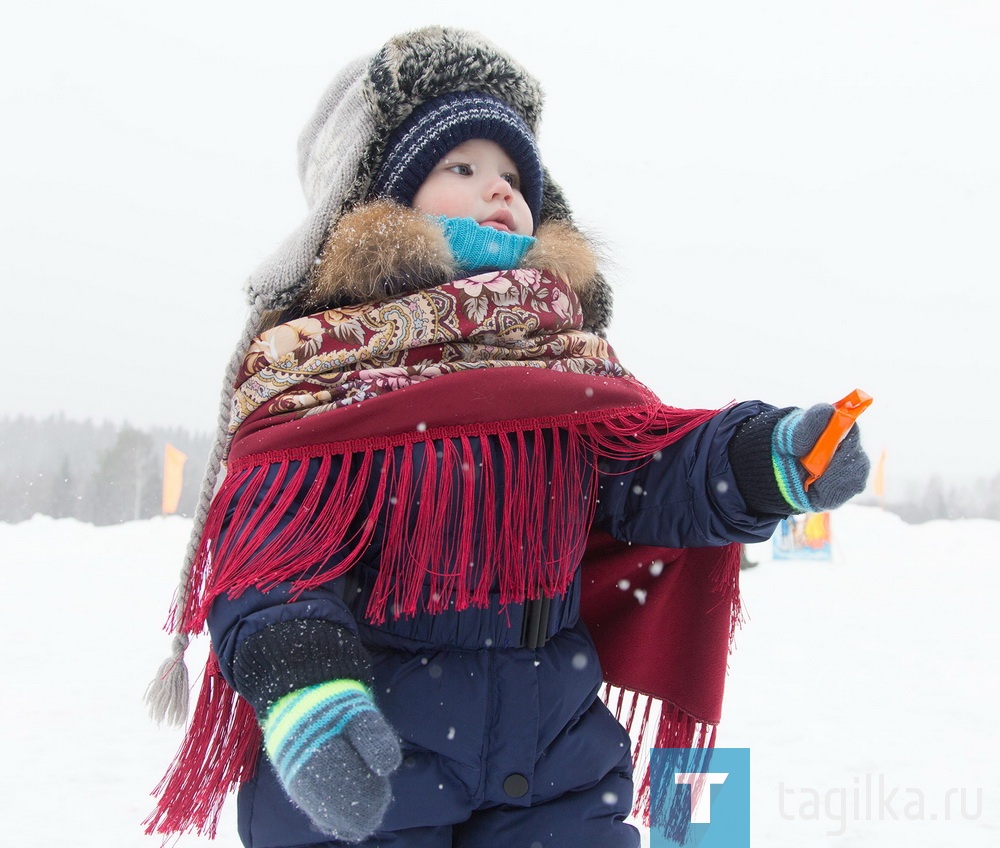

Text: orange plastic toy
xmin=801 ymin=389 xmax=873 ymax=490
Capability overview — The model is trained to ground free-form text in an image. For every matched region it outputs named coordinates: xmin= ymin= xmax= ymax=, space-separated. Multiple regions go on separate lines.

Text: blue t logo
xmin=650 ymin=749 xmax=750 ymax=847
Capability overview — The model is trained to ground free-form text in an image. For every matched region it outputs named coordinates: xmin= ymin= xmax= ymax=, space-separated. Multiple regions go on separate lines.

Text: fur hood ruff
xmin=292 ymin=201 xmax=602 ymax=320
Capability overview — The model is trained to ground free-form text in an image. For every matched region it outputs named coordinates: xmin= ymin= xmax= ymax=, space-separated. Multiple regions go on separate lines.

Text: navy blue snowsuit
xmin=209 ymin=400 xmax=780 ymax=848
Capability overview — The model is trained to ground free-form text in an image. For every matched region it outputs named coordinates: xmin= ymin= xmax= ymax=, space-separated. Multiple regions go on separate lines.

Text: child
xmin=147 ymin=27 xmax=869 ymax=848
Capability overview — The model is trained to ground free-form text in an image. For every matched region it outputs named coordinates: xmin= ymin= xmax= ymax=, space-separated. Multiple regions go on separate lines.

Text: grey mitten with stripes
xmin=232 ymin=620 xmax=401 ymax=842
xmin=261 ymin=679 xmax=401 ymax=842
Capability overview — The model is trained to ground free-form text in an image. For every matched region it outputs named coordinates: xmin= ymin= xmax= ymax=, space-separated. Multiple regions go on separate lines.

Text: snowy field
xmin=0 ymin=505 xmax=996 ymax=847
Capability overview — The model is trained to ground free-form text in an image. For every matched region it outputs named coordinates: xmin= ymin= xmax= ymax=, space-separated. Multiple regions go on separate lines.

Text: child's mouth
xmin=480 ymin=211 xmax=515 ymax=232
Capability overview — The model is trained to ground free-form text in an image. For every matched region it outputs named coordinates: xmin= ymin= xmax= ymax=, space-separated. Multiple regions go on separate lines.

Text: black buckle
xmin=520 ymin=596 xmax=551 ymax=649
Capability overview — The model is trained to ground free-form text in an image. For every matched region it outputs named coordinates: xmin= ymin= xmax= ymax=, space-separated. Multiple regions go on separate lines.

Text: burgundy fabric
xmin=581 ymin=531 xmax=740 ymax=725
xmin=230 ymin=368 xmax=677 ymax=463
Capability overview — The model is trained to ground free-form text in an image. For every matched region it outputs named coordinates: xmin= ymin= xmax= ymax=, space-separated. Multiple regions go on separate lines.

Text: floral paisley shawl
xmin=226 ymin=268 xmax=626 ymax=459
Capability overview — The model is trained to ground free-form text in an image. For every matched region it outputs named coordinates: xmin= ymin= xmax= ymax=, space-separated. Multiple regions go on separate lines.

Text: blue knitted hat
xmin=367 ymin=91 xmax=544 ymax=232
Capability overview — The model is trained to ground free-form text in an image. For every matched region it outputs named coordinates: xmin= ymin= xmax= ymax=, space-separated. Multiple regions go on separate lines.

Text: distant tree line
xmin=874 ymin=473 xmax=1000 ymax=524
xmin=1 ymin=415 xmax=999 ymax=526
xmin=0 ymin=415 xmax=210 ymax=525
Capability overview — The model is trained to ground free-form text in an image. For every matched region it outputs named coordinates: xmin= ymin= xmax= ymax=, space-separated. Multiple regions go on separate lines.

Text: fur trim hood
xmin=289 ymin=201 xmax=601 ymax=321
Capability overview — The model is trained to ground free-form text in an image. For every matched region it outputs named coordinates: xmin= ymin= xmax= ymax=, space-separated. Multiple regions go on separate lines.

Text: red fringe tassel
xmin=604 ymin=684 xmax=718 ymax=829
xmin=177 ymin=406 xmax=716 ymax=637
xmin=145 ymin=654 xmax=259 ymax=838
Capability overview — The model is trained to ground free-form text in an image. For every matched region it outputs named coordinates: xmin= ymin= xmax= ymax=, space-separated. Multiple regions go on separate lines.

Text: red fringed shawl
xmin=148 ymin=271 xmax=741 ymax=837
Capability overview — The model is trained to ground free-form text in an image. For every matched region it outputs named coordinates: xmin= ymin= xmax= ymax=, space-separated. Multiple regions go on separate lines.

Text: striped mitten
xmin=771 ymin=405 xmax=870 ymax=512
xmin=262 ymin=679 xmax=402 ymax=842
xmin=730 ymin=404 xmax=870 ymax=515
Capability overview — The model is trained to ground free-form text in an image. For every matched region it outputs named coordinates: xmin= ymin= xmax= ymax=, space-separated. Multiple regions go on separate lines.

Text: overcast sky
xmin=4 ymin=1 xmax=999 ymax=499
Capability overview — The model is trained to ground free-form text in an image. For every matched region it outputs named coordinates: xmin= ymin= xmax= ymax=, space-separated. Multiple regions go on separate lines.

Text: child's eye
xmin=446 ymin=163 xmax=474 ymax=176
xmin=502 ymin=173 xmax=521 ymax=190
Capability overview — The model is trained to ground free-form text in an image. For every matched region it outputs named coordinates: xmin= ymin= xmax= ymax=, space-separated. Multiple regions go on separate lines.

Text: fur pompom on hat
xmin=366 ymin=91 xmax=544 ymax=231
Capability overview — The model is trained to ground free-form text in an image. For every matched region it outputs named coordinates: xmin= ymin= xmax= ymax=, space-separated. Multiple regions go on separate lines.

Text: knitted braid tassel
xmin=145 ymin=299 xmax=268 ymax=726
xmin=146 ymin=633 xmax=191 ymax=725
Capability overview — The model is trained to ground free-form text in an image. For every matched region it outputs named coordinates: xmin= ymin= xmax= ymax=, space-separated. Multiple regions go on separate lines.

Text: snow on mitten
xmin=729 ymin=405 xmax=870 ymax=515
xmin=262 ymin=679 xmax=402 ymax=843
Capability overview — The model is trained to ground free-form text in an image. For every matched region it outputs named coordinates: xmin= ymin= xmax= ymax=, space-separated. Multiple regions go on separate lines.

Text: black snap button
xmin=503 ymin=773 xmax=529 ymax=798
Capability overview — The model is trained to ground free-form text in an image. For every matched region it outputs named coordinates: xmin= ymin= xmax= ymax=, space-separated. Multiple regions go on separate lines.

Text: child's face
xmin=412 ymin=139 xmax=534 ymax=236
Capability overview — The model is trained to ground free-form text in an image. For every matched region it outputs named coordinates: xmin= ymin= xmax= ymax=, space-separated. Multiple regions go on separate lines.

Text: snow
xmin=726 ymin=507 xmax=1000 ymax=845
xmin=0 ymin=506 xmax=997 ymax=846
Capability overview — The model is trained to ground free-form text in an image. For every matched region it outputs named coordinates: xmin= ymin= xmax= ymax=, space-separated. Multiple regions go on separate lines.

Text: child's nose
xmin=485 ymin=174 xmax=514 ymax=202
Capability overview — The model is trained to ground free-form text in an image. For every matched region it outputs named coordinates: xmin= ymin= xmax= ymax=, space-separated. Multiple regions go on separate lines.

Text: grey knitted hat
xmin=147 ymin=26 xmax=614 ymax=725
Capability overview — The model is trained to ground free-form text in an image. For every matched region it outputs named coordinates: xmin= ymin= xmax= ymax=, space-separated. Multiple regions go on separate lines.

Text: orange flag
xmin=162 ymin=443 xmax=188 ymax=515
xmin=872 ymin=448 xmax=887 ymax=500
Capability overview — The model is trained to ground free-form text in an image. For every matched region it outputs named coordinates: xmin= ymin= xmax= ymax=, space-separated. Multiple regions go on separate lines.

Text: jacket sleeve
xmin=206 ymin=456 xmax=374 ymax=714
xmin=593 ymin=400 xmax=783 ymax=547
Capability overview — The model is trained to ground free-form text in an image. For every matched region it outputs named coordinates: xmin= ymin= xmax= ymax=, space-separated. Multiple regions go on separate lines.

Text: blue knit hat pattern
xmin=367 ymin=92 xmax=544 ymax=231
